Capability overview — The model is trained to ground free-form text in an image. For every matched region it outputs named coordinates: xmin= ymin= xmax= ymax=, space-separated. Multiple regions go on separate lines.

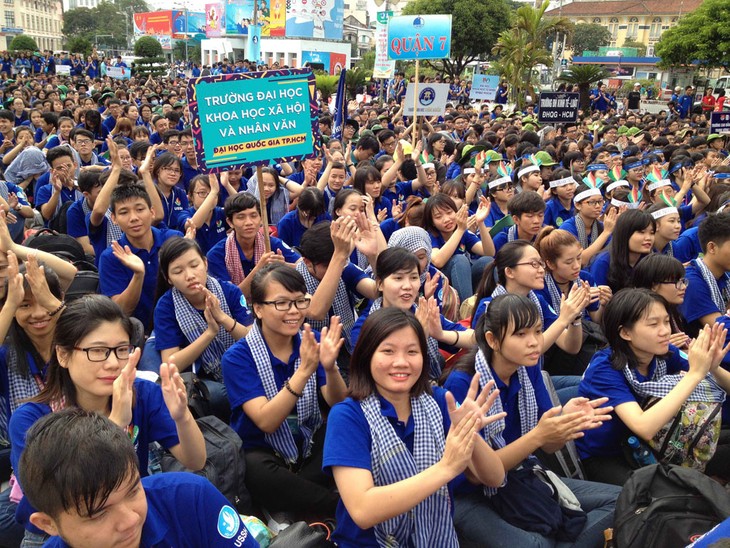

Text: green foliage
xmin=618 ymin=78 xmax=659 ymax=97
xmin=66 ymin=36 xmax=92 ymax=57
xmin=315 ymin=74 xmax=339 ymax=101
xmin=345 ymin=66 xmax=371 ymax=97
xmin=492 ymin=0 xmax=572 ymax=109
xmin=401 ymin=0 xmax=512 ymax=80
xmin=63 ymin=0 xmax=150 ymax=52
xmin=557 ymin=64 xmax=608 ymax=110
xmin=621 ymin=40 xmax=646 ymax=57
xmin=570 ymin=23 xmax=612 ymax=56
xmin=134 ymin=36 xmax=163 ymax=58
xmin=9 ymin=35 xmax=39 ymax=52
xmin=172 ymin=40 xmax=201 ymax=63
xmin=656 ymin=0 xmax=730 ymax=68
xmin=357 ymin=50 xmax=375 ymax=72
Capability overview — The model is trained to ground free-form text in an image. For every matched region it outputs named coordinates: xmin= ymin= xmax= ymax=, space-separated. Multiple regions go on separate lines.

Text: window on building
xmin=650 ymin=17 xmax=662 ymax=39
xmin=4 ymin=9 xmax=13 ymax=26
xmin=627 ymin=17 xmax=639 ymax=38
xmin=608 ymin=17 xmax=619 ymax=38
xmin=3 ymin=0 xmax=12 ymax=6
xmin=592 ymin=17 xmax=601 ymax=23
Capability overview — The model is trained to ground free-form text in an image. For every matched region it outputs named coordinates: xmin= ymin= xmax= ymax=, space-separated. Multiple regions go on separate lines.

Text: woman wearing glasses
xmin=632 ymin=254 xmax=691 ymax=350
xmin=152 ymin=152 xmax=188 ymax=230
xmin=9 ymin=294 xmax=206 ymax=545
xmin=221 ymin=263 xmax=347 ymax=523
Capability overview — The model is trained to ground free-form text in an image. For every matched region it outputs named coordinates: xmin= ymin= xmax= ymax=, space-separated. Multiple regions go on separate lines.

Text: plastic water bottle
xmin=628 ymin=436 xmax=656 ymax=466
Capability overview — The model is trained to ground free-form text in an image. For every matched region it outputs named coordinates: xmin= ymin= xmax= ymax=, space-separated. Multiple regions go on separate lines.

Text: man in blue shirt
xmin=20 ymin=409 xmax=259 ymax=548
xmin=677 ymin=86 xmax=695 ymax=119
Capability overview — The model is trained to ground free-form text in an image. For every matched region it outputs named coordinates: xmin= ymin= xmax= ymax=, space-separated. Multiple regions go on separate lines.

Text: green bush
xmin=134 ymin=36 xmax=163 ymax=58
xmin=9 ymin=35 xmax=38 ymax=52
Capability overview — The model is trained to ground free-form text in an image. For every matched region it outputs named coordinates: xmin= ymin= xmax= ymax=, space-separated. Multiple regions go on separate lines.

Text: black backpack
xmin=613 ymin=464 xmax=730 ymax=547
xmin=160 ymin=415 xmax=251 ymax=514
xmin=48 ymin=200 xmax=73 ymax=234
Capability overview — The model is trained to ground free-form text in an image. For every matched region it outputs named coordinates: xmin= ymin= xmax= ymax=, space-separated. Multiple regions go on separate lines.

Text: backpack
xmin=48 ymin=200 xmax=73 ymax=234
xmin=160 ymin=415 xmax=251 ymax=514
xmin=613 ymin=464 xmax=730 ymax=548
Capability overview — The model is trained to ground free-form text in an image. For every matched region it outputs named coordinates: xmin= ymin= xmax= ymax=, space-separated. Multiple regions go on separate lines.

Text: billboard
xmin=206 ymin=3 xmax=225 ymax=37
xmin=286 ymin=0 xmax=344 ymax=40
xmin=173 ymin=11 xmax=207 ymax=36
xmin=225 ymin=0 xmax=255 ymax=35
xmin=133 ymin=11 xmax=173 ymax=36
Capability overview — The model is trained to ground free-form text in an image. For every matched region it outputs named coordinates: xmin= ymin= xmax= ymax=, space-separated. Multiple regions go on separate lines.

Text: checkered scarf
xmin=80 ymin=199 xmax=123 ymax=248
xmin=171 ymin=276 xmax=236 ymax=381
xmin=246 ymin=180 xmax=290 ymax=225
xmin=623 ymin=356 xmax=726 ymax=403
xmin=507 ymin=225 xmax=518 ymax=242
xmin=246 ymin=322 xmax=322 ymax=464
xmin=694 ymin=258 xmax=730 ymax=313
xmin=0 ymin=182 xmax=8 ymax=202
xmin=296 ymin=261 xmax=355 ymax=353
xmin=490 ymin=285 xmax=544 ymax=325
xmin=0 ymin=348 xmax=46 ymax=444
xmin=544 ymin=273 xmax=568 ymax=314
xmin=389 ymin=227 xmax=433 ymax=286
xmin=360 ymin=393 xmax=458 ymax=548
xmin=369 ymin=298 xmax=443 ymax=379
xmin=224 ymin=230 xmax=266 ymax=286
xmin=575 ymin=215 xmax=599 ymax=250
xmin=474 ymin=349 xmax=538 ymax=495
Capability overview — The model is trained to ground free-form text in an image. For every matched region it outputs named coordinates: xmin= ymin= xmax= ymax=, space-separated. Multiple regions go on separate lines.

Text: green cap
xmin=484 ymin=150 xmax=502 ymax=163
xmin=534 ymin=151 xmax=557 ymax=166
xmin=370 ymin=124 xmax=384 ymax=133
xmin=173 ymin=101 xmax=185 ymax=108
xmin=626 ymin=127 xmax=642 ymax=137
xmin=523 ymin=123 xmax=535 ymax=132
xmin=617 ymin=126 xmax=629 ymax=136
xmin=708 ymin=133 xmax=725 ymax=143
xmin=458 ymin=144 xmax=487 ymax=166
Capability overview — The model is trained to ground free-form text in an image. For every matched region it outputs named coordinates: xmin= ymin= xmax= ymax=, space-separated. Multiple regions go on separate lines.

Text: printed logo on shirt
xmin=240 ymin=294 xmax=247 ymax=308
xmin=556 ymin=217 xmax=564 ymax=227
xmin=126 ymin=424 xmax=139 ymax=444
xmin=217 ymin=505 xmax=241 ymax=539
xmin=458 ymin=244 xmax=466 ymax=253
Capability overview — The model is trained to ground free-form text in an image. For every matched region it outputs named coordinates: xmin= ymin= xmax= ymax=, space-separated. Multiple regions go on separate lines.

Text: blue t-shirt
xmin=577 ymin=345 xmax=687 ymax=459
xmin=484 ymin=202 xmax=507 ymax=228
xmin=181 ymin=156 xmax=202 ymax=191
xmin=98 ymin=227 xmax=183 ymax=328
xmin=11 ymin=379 xmax=180 ymax=531
xmin=66 ymin=197 xmax=91 ymax=239
xmin=543 ymin=198 xmax=574 ymax=228
xmin=42 ymin=473 xmax=258 ymax=548
xmin=430 ymin=230 xmax=481 ymax=258
xmin=221 ymin=331 xmax=327 ymax=450
xmin=154 ymin=282 xmax=253 ymax=356
xmin=276 ymin=210 xmax=331 ymax=248
xmin=322 ymin=388 xmax=452 ymax=548
xmin=681 ymin=260 xmax=729 ymax=337
xmin=674 ymin=226 xmax=701 ymax=263
xmin=159 ymin=186 xmax=189 ymax=231
xmin=471 ymin=291 xmax=558 ymax=330
xmin=381 ymin=180 xmax=415 ymax=205
xmin=589 ymin=251 xmax=611 ymax=287
xmin=34 ymin=184 xmax=80 ymax=214
xmin=206 ymin=236 xmax=300 ymax=284
xmin=176 ymin=206 xmax=228 ymax=254
xmin=560 ymin=216 xmax=604 ymax=249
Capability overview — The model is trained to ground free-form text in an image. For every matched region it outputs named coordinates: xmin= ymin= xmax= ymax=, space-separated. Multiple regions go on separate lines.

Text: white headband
xmin=574 ymin=188 xmax=602 ymax=203
xmin=646 ymin=179 xmax=671 ymax=192
xmin=606 ymin=180 xmax=629 ymax=193
xmin=463 ymin=167 xmax=476 ymax=175
xmin=650 ymin=206 xmax=678 ymax=220
xmin=517 ymin=164 xmax=540 ymax=179
xmin=488 ymin=175 xmax=512 ymax=189
xmin=610 ymin=198 xmax=641 ymax=210
xmin=549 ymin=176 xmax=576 ymax=188
xmin=422 ymin=163 xmax=434 ymax=170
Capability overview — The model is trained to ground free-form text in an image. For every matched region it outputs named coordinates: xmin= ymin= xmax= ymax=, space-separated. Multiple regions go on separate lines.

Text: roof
xmin=572 ymin=56 xmax=662 ymax=64
xmin=545 ymin=0 xmax=702 ymax=17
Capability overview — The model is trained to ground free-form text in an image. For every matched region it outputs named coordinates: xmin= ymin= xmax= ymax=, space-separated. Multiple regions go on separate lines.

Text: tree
xmin=9 ymin=35 xmax=39 ymax=52
xmin=492 ymin=0 xmax=572 ymax=109
xmin=134 ymin=35 xmax=162 ymax=58
xmin=401 ymin=0 xmax=512 ymax=80
xmin=66 ymin=36 xmax=92 ymax=57
xmin=570 ymin=23 xmax=612 ymax=56
xmin=315 ymin=74 xmax=339 ymax=102
xmin=134 ymin=36 xmax=166 ymax=77
xmin=622 ymin=39 xmax=647 ymax=57
xmin=357 ymin=50 xmax=375 ymax=72
xmin=557 ymin=65 xmax=609 ymax=111
xmin=656 ymin=0 xmax=730 ymax=69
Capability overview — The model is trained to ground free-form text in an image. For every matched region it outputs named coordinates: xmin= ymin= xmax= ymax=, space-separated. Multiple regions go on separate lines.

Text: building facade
xmin=1 ymin=0 xmax=63 ymax=51
xmin=546 ymin=0 xmax=703 ymax=54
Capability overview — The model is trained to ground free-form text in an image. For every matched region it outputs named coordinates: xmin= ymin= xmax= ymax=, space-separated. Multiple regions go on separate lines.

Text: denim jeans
xmin=551 ymin=376 xmax=582 ymax=406
xmin=0 ymin=487 xmax=23 ymax=548
xmin=454 ymin=477 xmax=620 ymax=548
xmin=20 ymin=531 xmax=47 ymax=548
xmin=138 ymin=330 xmax=162 ymax=373
xmin=443 ymin=254 xmax=493 ymax=302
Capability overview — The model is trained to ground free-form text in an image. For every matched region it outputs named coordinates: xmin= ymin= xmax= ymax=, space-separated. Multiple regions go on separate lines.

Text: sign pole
xmin=256 ymin=165 xmax=272 ymax=252
xmin=411 ymin=59 xmax=419 ymax=146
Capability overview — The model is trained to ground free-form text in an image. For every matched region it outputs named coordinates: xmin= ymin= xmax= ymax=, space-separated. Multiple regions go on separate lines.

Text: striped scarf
xmin=80 ymin=199 xmax=123 ymax=248
xmin=507 ymin=225 xmax=518 ymax=242
xmin=369 ymin=298 xmax=443 ymax=379
xmin=545 ymin=273 xmax=572 ymax=314
xmin=490 ymin=285 xmax=544 ymax=325
xmin=246 ymin=322 xmax=322 ymax=464
xmin=171 ymin=276 xmax=236 ymax=381
xmin=574 ymin=215 xmax=599 ymax=250
xmin=247 ymin=180 xmax=290 ymax=225
xmin=224 ymin=230 xmax=266 ymax=286
xmin=360 ymin=393 xmax=458 ymax=548
xmin=693 ymin=258 xmax=730 ymax=313
xmin=1 ymin=348 xmax=46 ymax=444
xmin=296 ymin=261 xmax=356 ymax=353
xmin=474 ymin=349 xmax=539 ymax=495
xmin=623 ymin=356 xmax=725 ymax=403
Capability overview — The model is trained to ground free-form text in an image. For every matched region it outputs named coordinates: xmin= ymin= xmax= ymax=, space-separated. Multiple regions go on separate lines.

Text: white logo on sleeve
xmin=217 ymin=505 xmax=241 ymax=539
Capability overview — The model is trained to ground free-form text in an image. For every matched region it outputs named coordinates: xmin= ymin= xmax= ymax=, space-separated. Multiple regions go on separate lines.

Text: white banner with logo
xmin=404 ymin=83 xmax=450 ymax=116
xmin=373 ymin=11 xmax=395 ymax=79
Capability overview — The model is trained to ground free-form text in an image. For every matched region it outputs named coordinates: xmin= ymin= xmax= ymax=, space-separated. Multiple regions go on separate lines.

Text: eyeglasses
xmin=659 ymin=278 xmax=689 ymax=290
xmin=585 ymin=199 xmax=605 ymax=207
xmin=514 ymin=259 xmax=546 ymax=270
xmin=161 ymin=167 xmax=181 ymax=174
xmin=494 ymin=184 xmax=514 ymax=192
xmin=260 ymin=297 xmax=311 ymax=311
xmin=193 ymin=191 xmax=210 ymax=198
xmin=75 ymin=139 xmax=92 ymax=145
xmin=73 ymin=344 xmax=136 ymax=362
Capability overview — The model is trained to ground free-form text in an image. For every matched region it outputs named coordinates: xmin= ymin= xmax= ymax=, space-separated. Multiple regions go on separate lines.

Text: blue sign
xmin=188 ymin=69 xmax=320 ymax=172
xmin=387 ymin=15 xmax=452 ymax=60
xmin=1 ymin=27 xmax=23 ymax=34
xmin=711 ymin=112 xmax=730 ymax=134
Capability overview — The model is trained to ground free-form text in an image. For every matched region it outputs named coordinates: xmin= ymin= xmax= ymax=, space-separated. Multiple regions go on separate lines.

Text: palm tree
xmin=557 ymin=65 xmax=609 ymax=111
xmin=492 ymin=0 xmax=573 ymax=109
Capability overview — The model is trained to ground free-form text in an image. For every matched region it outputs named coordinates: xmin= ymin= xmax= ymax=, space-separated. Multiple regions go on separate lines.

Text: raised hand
xmin=4 ymin=251 xmax=24 ymax=309
xmin=299 ymin=323 xmax=321 ymax=377
xmin=319 ymin=316 xmax=344 ymax=371
xmin=109 ymin=348 xmax=139 ymax=428
xmin=424 ymin=270 xmax=440 ymax=300
xmin=24 ymin=254 xmax=62 ymax=312
xmin=331 ymin=216 xmax=356 ymax=256
xmin=160 ymin=361 xmax=189 ymax=422
xmin=111 ymin=241 xmax=145 ymax=274
xmin=441 ymin=411 xmax=480 ymax=476
xmin=473 ymin=195 xmax=492 ymax=224
xmin=455 ymin=205 xmax=469 ymax=232
xmin=561 ymin=396 xmax=613 ymax=430
xmin=446 ymin=374 xmax=506 ymax=431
